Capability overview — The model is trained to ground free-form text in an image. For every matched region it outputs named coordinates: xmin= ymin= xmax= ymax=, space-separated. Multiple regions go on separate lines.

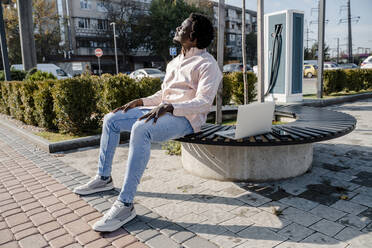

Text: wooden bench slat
xmin=282 ymin=126 xmax=323 ymax=138
xmin=277 ymin=126 xmax=310 ymax=139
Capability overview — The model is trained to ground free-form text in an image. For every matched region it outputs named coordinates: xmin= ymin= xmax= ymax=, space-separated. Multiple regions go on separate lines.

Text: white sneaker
xmin=73 ymin=175 xmax=114 ymax=195
xmin=93 ymin=200 xmax=136 ymax=232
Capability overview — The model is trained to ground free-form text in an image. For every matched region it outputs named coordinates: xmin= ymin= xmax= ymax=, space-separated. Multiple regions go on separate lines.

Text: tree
xmin=3 ymin=0 xmax=61 ymax=64
xmin=144 ymin=0 xmax=202 ymax=63
xmin=103 ymin=0 xmax=145 ymax=68
xmin=33 ymin=0 xmax=61 ymax=62
xmin=305 ymin=42 xmax=330 ymax=60
xmin=3 ymin=0 xmax=21 ymax=64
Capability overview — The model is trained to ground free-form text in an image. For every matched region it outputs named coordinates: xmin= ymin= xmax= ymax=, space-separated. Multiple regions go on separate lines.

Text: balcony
xmin=75 ymin=27 xmax=110 ymax=38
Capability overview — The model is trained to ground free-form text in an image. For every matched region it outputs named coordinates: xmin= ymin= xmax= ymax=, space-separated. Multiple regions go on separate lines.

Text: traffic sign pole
xmin=95 ymin=48 xmax=103 ymax=76
xmin=98 ymin=57 xmax=101 ymax=76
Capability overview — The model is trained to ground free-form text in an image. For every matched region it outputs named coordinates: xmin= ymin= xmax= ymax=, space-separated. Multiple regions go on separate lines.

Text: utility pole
xmin=257 ymin=0 xmax=264 ymax=102
xmin=336 ymin=37 xmax=340 ymax=64
xmin=216 ymin=0 xmax=225 ymax=124
xmin=347 ymin=0 xmax=352 ymax=63
xmin=17 ymin=0 xmax=37 ymax=71
xmin=110 ymin=22 xmax=119 ymax=74
xmin=242 ymin=0 xmax=248 ymax=104
xmin=317 ymin=0 xmax=326 ymax=99
xmin=0 ymin=1 xmax=11 ymax=81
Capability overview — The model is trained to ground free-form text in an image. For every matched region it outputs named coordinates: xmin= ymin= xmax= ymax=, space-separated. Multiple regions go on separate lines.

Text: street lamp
xmin=110 ymin=22 xmax=119 ymax=74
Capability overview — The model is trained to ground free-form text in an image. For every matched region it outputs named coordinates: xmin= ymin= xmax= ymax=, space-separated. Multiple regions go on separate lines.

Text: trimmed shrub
xmin=138 ymin=77 xmax=162 ymax=99
xmin=52 ymin=77 xmax=99 ymax=134
xmin=345 ymin=69 xmax=364 ymax=92
xmin=363 ymin=69 xmax=372 ymax=89
xmin=20 ymin=81 xmax=39 ymax=125
xmin=8 ymin=82 xmax=24 ymax=122
xmin=228 ymin=72 xmax=257 ymax=105
xmin=0 ymin=81 xmax=12 ymax=114
xmin=323 ymin=69 xmax=372 ymax=95
xmin=98 ymin=73 xmax=140 ymax=114
xmin=34 ymin=80 xmax=56 ymax=130
xmin=323 ymin=70 xmax=347 ymax=95
xmin=25 ymin=70 xmax=56 ymax=82
xmin=0 ymin=69 xmax=27 ymax=81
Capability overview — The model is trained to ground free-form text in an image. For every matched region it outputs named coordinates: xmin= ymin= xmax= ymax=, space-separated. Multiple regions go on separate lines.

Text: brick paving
xmin=1 ymin=98 xmax=372 ymax=248
xmin=0 ymin=136 xmax=147 ymax=248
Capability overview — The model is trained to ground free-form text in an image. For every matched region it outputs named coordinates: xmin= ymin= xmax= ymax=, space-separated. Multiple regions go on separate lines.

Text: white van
xmin=10 ymin=64 xmax=72 ymax=80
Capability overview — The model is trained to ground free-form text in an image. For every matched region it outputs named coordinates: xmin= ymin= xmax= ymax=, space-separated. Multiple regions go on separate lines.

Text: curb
xmin=296 ymin=92 xmax=372 ymax=107
xmin=0 ymin=117 xmax=130 ymax=153
xmin=1 ymin=92 xmax=371 ymax=154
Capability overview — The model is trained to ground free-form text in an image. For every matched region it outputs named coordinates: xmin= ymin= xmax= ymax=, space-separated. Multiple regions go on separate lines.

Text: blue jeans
xmin=97 ymin=107 xmax=194 ymax=203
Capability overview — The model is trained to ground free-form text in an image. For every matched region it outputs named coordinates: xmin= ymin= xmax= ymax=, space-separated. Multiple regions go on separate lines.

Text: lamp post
xmin=110 ymin=22 xmax=119 ymax=74
xmin=0 ymin=0 xmax=11 ymax=81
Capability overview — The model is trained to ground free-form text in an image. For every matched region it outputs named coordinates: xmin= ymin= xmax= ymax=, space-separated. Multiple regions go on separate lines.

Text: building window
xmin=229 ymin=34 xmax=235 ymax=42
xmin=80 ymin=0 xmax=92 ymax=9
xmin=97 ymin=1 xmax=107 ymax=12
xmin=78 ymin=18 xmax=90 ymax=29
xmin=97 ymin=19 xmax=108 ymax=30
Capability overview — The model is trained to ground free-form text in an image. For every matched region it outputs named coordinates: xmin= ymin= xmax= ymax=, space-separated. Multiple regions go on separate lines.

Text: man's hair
xmin=189 ymin=13 xmax=214 ymax=49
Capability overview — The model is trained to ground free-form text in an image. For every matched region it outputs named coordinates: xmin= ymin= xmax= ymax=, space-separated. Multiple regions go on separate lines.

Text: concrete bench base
xmin=181 ymin=143 xmax=313 ymax=182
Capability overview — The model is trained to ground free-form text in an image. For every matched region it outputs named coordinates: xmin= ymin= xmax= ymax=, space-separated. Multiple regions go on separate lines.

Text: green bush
xmin=8 ymin=82 xmax=24 ymax=122
xmin=20 ymin=81 xmax=39 ymax=125
xmin=33 ymin=80 xmax=56 ymax=130
xmin=25 ymin=69 xmax=56 ymax=82
xmin=363 ymin=69 xmax=372 ymax=89
xmin=98 ymin=73 xmax=139 ymax=114
xmin=227 ymin=72 xmax=257 ymax=105
xmin=0 ymin=81 xmax=12 ymax=114
xmin=52 ymin=77 xmax=99 ymax=134
xmin=323 ymin=70 xmax=347 ymax=95
xmin=345 ymin=69 xmax=364 ymax=92
xmin=138 ymin=77 xmax=162 ymax=99
xmin=324 ymin=69 xmax=372 ymax=95
xmin=0 ymin=69 xmax=27 ymax=81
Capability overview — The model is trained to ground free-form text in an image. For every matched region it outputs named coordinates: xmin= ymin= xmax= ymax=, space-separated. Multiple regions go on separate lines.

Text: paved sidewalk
xmin=0 ymin=133 xmax=148 ymax=247
xmin=0 ymin=98 xmax=372 ymax=248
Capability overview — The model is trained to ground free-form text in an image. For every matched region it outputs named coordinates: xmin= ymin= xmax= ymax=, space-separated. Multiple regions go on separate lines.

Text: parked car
xmin=324 ymin=62 xmax=341 ymax=70
xmin=361 ymin=56 xmax=372 ymax=69
xmin=339 ymin=63 xmax=359 ymax=69
xmin=223 ymin=63 xmax=252 ymax=73
xmin=129 ymin=68 xmax=165 ymax=81
xmin=11 ymin=64 xmax=72 ymax=79
xmin=303 ymin=64 xmax=318 ymax=78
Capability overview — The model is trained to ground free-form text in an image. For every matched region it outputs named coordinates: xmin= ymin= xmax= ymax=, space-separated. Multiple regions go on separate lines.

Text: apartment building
xmin=210 ymin=2 xmax=257 ymax=62
xmin=56 ymin=0 xmax=155 ymax=75
xmin=56 ymin=0 xmax=256 ymax=75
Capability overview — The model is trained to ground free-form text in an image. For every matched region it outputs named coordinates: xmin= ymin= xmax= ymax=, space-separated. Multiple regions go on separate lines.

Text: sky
xmin=213 ymin=0 xmax=372 ymax=56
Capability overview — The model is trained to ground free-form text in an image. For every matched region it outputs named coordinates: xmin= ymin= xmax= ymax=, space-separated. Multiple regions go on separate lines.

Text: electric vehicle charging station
xmin=264 ymin=10 xmax=304 ymax=103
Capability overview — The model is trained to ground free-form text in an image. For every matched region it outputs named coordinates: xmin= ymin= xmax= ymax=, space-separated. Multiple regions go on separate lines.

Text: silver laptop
xmin=215 ymin=102 xmax=275 ymax=140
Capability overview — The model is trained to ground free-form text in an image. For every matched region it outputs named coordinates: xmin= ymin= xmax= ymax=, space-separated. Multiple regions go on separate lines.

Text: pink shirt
xmin=141 ymin=47 xmax=222 ymax=132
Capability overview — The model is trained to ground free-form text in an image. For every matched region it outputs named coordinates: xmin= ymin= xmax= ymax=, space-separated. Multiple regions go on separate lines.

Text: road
xmin=302 ymin=77 xmax=317 ymax=95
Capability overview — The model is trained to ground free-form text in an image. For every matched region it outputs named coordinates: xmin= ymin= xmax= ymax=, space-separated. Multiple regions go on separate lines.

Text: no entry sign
xmin=95 ymin=48 xmax=103 ymax=58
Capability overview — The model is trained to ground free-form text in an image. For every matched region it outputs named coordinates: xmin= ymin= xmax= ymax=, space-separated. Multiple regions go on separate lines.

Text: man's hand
xmin=138 ymin=103 xmax=174 ymax=124
xmin=112 ymin=99 xmax=144 ymax=113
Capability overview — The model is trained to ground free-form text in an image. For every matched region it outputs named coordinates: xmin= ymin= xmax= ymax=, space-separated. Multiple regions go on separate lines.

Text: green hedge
xmin=0 ymin=69 xmax=27 ymax=81
xmin=324 ymin=69 xmax=372 ymax=95
xmin=0 ymin=75 xmax=163 ymax=135
xmin=226 ymin=71 xmax=257 ymax=104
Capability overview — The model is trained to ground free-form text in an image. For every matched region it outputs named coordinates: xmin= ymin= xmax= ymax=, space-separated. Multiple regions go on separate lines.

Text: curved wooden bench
xmin=176 ymin=105 xmax=356 ymax=182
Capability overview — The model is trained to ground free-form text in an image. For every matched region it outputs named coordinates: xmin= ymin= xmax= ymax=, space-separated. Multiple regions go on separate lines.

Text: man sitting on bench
xmin=73 ymin=13 xmax=222 ymax=232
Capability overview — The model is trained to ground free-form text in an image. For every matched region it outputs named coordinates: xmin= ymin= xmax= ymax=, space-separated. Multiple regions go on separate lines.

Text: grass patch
xmin=33 ymin=129 xmax=101 ymax=142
